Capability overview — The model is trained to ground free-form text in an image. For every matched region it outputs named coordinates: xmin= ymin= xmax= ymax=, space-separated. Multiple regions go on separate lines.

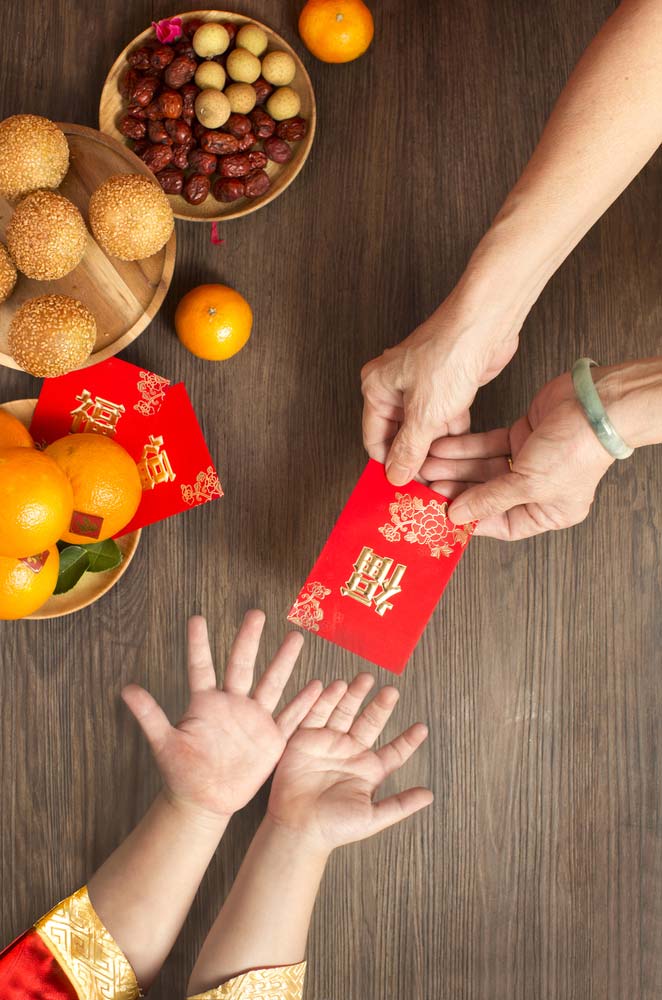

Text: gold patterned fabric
xmin=187 ymin=962 xmax=306 ymax=1000
xmin=35 ymin=886 xmax=140 ymax=1000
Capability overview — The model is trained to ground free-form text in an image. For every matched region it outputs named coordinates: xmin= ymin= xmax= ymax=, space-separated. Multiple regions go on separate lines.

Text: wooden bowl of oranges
xmin=99 ymin=11 xmax=317 ymax=222
xmin=0 ymin=399 xmax=141 ymax=621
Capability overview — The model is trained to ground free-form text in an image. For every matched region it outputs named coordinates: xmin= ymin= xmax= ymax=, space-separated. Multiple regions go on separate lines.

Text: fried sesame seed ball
xmin=89 ymin=173 xmax=174 ymax=261
xmin=0 ymin=115 xmax=69 ymax=200
xmin=7 ymin=191 xmax=87 ymax=280
xmin=8 ymin=294 xmax=96 ymax=377
xmin=0 ymin=243 xmax=17 ymax=304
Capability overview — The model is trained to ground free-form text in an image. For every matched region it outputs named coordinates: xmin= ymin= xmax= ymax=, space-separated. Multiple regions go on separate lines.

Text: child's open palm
xmin=268 ymin=674 xmax=433 ymax=851
xmin=122 ymin=612 xmax=322 ymax=822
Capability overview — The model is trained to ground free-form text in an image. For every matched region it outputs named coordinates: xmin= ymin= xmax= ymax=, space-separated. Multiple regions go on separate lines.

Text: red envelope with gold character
xmin=29 ymin=358 xmax=223 ymax=536
xmin=288 ymin=460 xmax=473 ymax=673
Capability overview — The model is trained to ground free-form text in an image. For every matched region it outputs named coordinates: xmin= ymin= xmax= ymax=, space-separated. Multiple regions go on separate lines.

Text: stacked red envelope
xmin=29 ymin=357 xmax=223 ymax=536
xmin=288 ymin=460 xmax=474 ymax=674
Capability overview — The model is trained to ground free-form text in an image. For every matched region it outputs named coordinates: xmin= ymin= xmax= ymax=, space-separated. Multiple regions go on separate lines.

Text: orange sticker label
xmin=19 ymin=550 xmax=50 ymax=574
xmin=70 ymin=511 xmax=104 ymax=539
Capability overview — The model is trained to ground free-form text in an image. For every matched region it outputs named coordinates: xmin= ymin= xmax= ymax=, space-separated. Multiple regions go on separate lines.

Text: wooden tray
xmin=0 ymin=123 xmax=176 ymax=373
xmin=99 ymin=10 xmax=317 ymax=222
xmin=1 ymin=398 xmax=141 ymax=620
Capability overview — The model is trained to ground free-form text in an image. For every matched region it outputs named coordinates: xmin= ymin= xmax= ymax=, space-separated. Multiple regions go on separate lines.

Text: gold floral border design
xmin=181 ymin=466 xmax=224 ymax=505
xmin=134 ymin=371 xmax=170 ymax=417
xmin=288 ymin=582 xmax=331 ymax=632
xmin=378 ymin=493 xmax=473 ymax=559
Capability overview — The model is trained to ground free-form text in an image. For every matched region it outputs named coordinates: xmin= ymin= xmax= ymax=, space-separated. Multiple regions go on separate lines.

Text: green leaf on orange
xmin=54 ymin=546 xmax=90 ymax=594
xmin=80 ymin=539 xmax=123 ymax=573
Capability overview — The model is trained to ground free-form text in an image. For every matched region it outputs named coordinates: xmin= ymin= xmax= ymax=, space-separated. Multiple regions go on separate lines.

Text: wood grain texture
xmin=99 ymin=10 xmax=317 ymax=222
xmin=1 ymin=2 xmax=661 ymax=999
xmin=0 ymin=124 xmax=176 ymax=371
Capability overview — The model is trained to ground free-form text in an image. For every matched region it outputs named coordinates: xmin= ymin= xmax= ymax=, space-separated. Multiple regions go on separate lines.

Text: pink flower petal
xmin=152 ymin=16 xmax=183 ymax=44
xmin=210 ymin=222 xmax=224 ymax=245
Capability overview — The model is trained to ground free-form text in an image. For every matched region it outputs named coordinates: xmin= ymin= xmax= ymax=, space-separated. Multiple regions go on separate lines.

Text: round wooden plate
xmin=0 ymin=399 xmax=141 ymax=620
xmin=0 ymin=123 xmax=176 ymax=374
xmin=99 ymin=10 xmax=317 ymax=222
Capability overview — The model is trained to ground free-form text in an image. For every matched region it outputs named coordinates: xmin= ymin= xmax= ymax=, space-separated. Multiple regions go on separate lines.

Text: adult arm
xmin=362 ymin=0 xmax=662 ymax=485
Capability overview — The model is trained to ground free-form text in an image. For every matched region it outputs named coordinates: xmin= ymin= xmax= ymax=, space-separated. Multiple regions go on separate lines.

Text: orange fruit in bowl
xmin=299 ymin=0 xmax=374 ymax=63
xmin=175 ymin=283 xmax=253 ymax=361
xmin=0 ymin=545 xmax=59 ymax=620
xmin=44 ymin=434 xmax=142 ymax=544
xmin=0 ymin=448 xmax=74 ymax=558
xmin=0 ymin=410 xmax=34 ymax=448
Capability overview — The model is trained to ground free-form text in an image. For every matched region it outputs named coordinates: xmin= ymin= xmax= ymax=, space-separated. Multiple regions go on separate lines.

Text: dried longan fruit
xmin=227 ymin=47 xmax=262 ymax=84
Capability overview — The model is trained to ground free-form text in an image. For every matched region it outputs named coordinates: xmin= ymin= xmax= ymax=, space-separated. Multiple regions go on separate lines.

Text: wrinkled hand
xmin=421 ymin=372 xmax=615 ymax=540
xmin=122 ymin=612 xmax=322 ymax=822
xmin=267 ymin=674 xmax=433 ymax=852
xmin=361 ymin=291 xmax=520 ymax=486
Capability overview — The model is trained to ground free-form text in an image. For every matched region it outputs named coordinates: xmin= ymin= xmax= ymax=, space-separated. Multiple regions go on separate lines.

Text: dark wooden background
xmin=2 ymin=1 xmax=662 ymax=997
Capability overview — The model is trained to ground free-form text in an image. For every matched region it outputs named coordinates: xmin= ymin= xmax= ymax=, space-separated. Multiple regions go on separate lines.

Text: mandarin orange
xmin=0 ymin=448 xmax=73 ymax=558
xmin=0 ymin=545 xmax=59 ymax=620
xmin=298 ymin=0 xmax=374 ymax=63
xmin=0 ymin=410 xmax=34 ymax=448
xmin=44 ymin=434 xmax=142 ymax=544
xmin=175 ymin=284 xmax=253 ymax=361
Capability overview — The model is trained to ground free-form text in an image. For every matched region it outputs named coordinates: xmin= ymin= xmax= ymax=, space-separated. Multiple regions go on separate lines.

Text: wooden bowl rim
xmin=0 ymin=397 xmax=142 ymax=620
xmin=0 ymin=122 xmax=176 ymax=374
xmin=98 ymin=9 xmax=317 ymax=222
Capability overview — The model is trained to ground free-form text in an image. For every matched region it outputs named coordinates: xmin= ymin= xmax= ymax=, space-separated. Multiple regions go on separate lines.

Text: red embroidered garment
xmin=0 ymin=887 xmax=304 ymax=999
xmin=0 ymin=887 xmax=139 ymax=1000
xmin=0 ymin=930 xmax=78 ymax=999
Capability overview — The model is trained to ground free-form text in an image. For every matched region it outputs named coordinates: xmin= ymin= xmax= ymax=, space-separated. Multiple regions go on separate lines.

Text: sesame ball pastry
xmin=8 ymin=294 xmax=97 ymax=377
xmin=7 ymin=191 xmax=87 ymax=280
xmin=0 ymin=114 xmax=69 ymax=200
xmin=89 ymin=173 xmax=174 ymax=261
xmin=0 ymin=243 xmax=17 ymax=304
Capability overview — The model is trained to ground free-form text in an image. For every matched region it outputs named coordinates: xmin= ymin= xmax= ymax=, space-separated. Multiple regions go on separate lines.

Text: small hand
xmin=122 ymin=612 xmax=322 ymax=822
xmin=267 ymin=674 xmax=433 ymax=852
xmin=361 ymin=291 xmax=520 ymax=486
xmin=420 ymin=372 xmax=614 ymax=540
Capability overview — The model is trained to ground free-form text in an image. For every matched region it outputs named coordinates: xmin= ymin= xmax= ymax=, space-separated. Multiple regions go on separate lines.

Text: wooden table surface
xmin=2 ymin=2 xmax=662 ymax=998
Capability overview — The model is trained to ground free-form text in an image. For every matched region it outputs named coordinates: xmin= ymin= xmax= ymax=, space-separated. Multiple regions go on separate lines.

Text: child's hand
xmin=122 ymin=612 xmax=322 ymax=823
xmin=267 ymin=674 xmax=433 ymax=852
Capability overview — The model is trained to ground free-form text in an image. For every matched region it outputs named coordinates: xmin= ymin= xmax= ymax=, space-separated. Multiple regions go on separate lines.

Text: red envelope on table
xmin=287 ymin=460 xmax=474 ymax=674
xmin=30 ymin=358 xmax=223 ymax=537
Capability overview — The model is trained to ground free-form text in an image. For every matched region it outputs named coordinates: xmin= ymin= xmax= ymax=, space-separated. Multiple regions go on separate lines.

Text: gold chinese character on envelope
xmin=138 ymin=435 xmax=176 ymax=490
xmin=70 ymin=390 xmax=125 ymax=437
xmin=340 ymin=545 xmax=407 ymax=617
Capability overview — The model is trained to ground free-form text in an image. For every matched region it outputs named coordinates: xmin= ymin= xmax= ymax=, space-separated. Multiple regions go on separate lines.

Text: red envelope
xmin=29 ymin=358 xmax=223 ymax=536
xmin=30 ymin=357 xmax=173 ymax=449
xmin=287 ymin=460 xmax=473 ymax=673
xmin=119 ymin=382 xmax=223 ymax=534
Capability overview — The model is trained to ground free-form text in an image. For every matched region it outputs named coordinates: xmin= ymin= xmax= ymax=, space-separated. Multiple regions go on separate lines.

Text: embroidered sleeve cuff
xmin=35 ymin=886 xmax=141 ymax=1000
xmin=187 ymin=962 xmax=306 ymax=999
